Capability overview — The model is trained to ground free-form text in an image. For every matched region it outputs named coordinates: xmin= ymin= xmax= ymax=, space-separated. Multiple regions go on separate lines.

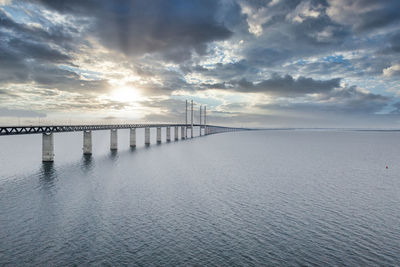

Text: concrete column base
xmin=83 ymin=131 xmax=92 ymax=155
xmin=42 ymin=133 xmax=54 ymax=162
xmin=110 ymin=129 xmax=118 ymax=150
xmin=157 ymin=127 xmax=161 ymax=143
xmin=174 ymin=126 xmax=178 ymax=140
xmin=130 ymin=128 xmax=136 ymax=147
xmin=181 ymin=126 xmax=186 ymax=139
xmin=145 ymin=127 xmax=150 ymax=145
xmin=166 ymin=127 xmax=171 ymax=142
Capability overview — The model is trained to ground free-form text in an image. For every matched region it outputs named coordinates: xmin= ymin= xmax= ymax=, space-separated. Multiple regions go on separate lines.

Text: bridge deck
xmin=0 ymin=124 xmax=245 ymax=136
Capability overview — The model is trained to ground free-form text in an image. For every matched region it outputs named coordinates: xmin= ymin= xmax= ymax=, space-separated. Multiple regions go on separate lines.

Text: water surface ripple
xmin=0 ymin=130 xmax=399 ymax=266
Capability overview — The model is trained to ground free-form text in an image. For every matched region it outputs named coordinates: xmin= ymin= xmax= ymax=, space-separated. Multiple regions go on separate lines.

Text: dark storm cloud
xmin=380 ymin=33 xmax=400 ymax=55
xmin=30 ymin=65 xmax=110 ymax=93
xmin=234 ymin=0 xmax=397 ymax=74
xmin=0 ymin=38 xmax=108 ymax=93
xmin=239 ymin=74 xmax=341 ymax=95
xmin=7 ymin=38 xmax=71 ymax=62
xmin=0 ymin=9 xmax=76 ymax=49
xmin=35 ymin=0 xmax=233 ymax=62
xmin=193 ymin=0 xmax=349 ymax=80
xmin=187 ymin=60 xmax=259 ymax=81
xmin=204 ymin=74 xmax=341 ymax=96
xmin=0 ymin=9 xmax=80 ymax=87
xmin=0 ymin=9 xmax=109 ymax=94
xmin=245 ymin=47 xmax=293 ymax=68
xmin=327 ymin=0 xmax=400 ymax=33
xmin=389 ymin=33 xmax=400 ymax=53
xmin=0 ymin=46 xmax=29 ymax=83
xmin=256 ymin=86 xmax=389 ymax=114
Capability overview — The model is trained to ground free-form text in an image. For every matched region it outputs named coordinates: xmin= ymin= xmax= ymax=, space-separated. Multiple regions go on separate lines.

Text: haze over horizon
xmin=0 ymin=0 xmax=400 ymax=128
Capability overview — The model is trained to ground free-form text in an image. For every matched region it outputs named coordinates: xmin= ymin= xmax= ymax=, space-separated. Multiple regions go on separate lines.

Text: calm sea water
xmin=0 ymin=129 xmax=399 ymax=266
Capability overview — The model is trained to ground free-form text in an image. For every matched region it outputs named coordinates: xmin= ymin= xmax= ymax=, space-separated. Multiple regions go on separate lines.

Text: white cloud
xmin=327 ymin=0 xmax=382 ymax=30
xmin=239 ymin=3 xmax=272 ymax=36
xmin=286 ymin=1 xmax=321 ymax=23
xmin=383 ymin=64 xmax=400 ymax=77
xmin=268 ymin=0 xmax=280 ymax=7
xmin=0 ymin=0 xmax=11 ymax=6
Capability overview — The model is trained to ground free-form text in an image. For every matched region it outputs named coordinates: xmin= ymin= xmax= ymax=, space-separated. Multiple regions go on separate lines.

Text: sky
xmin=0 ymin=0 xmax=399 ymax=128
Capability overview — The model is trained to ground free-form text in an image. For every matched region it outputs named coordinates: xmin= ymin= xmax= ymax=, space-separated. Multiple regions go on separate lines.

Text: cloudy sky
xmin=0 ymin=0 xmax=399 ymax=127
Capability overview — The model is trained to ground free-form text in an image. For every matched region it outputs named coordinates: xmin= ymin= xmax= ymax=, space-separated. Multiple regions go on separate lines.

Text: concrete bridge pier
xmin=83 ymin=130 xmax=92 ymax=155
xmin=130 ymin=128 xmax=136 ymax=148
xmin=174 ymin=126 xmax=178 ymax=140
xmin=181 ymin=126 xmax=186 ymax=139
xmin=42 ymin=132 xmax=54 ymax=162
xmin=110 ymin=129 xmax=118 ymax=150
xmin=145 ymin=127 xmax=150 ymax=145
xmin=157 ymin=127 xmax=161 ymax=143
xmin=166 ymin=127 xmax=171 ymax=142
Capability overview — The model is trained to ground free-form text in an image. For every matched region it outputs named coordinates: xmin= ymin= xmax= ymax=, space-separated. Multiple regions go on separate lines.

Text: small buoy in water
xmin=386 ymin=165 xmax=389 ymax=169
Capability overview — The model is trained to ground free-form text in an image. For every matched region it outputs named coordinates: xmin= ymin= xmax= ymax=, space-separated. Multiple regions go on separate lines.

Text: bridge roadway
xmin=0 ymin=123 xmax=248 ymax=136
xmin=0 ymin=123 xmax=192 ymax=136
xmin=0 ymin=123 xmax=250 ymax=161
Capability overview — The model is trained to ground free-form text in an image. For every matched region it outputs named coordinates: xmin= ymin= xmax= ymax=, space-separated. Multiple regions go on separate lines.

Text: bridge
xmin=0 ymin=100 xmax=250 ymax=161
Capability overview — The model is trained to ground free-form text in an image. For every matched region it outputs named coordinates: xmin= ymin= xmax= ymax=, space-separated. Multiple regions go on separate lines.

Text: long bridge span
xmin=0 ymin=100 xmax=251 ymax=161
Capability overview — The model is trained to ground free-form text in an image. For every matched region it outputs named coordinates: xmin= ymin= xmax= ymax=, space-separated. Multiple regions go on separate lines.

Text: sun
xmin=110 ymin=86 xmax=142 ymax=102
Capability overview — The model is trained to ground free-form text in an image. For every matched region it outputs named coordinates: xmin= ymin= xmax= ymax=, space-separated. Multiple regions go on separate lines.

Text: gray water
xmin=0 ymin=129 xmax=399 ymax=266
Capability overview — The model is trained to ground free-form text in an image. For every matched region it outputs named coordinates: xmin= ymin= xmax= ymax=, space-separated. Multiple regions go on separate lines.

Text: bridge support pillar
xmin=130 ymin=128 xmax=136 ymax=148
xmin=42 ymin=133 xmax=54 ymax=162
xmin=166 ymin=127 xmax=171 ymax=142
xmin=174 ymin=126 xmax=178 ymax=140
xmin=181 ymin=126 xmax=186 ymax=139
xmin=83 ymin=131 xmax=92 ymax=155
xmin=110 ymin=129 xmax=118 ymax=150
xmin=157 ymin=127 xmax=161 ymax=143
xmin=145 ymin=127 xmax=150 ymax=145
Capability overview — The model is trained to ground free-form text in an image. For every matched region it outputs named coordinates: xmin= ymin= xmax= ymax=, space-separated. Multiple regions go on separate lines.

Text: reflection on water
xmin=39 ymin=162 xmax=57 ymax=189
xmin=1 ymin=130 xmax=400 ymax=266
xmin=109 ymin=149 xmax=118 ymax=161
xmin=81 ymin=154 xmax=94 ymax=173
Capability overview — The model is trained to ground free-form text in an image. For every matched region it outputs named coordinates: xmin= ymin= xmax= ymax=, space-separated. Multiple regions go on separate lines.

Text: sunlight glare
xmin=110 ymin=86 xmax=142 ymax=102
